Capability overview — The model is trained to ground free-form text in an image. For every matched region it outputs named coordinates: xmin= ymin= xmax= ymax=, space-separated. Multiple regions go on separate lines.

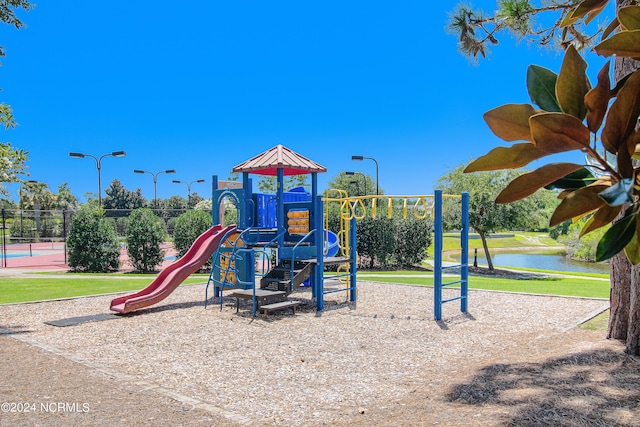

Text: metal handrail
xmin=288 ymin=229 xmax=316 ymax=292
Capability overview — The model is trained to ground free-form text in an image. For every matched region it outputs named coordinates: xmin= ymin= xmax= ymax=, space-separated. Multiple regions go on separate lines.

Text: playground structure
xmin=206 ymin=145 xmax=355 ymax=316
xmin=322 ymin=188 xmax=469 ymax=321
xmin=109 ymin=145 xmax=468 ymax=320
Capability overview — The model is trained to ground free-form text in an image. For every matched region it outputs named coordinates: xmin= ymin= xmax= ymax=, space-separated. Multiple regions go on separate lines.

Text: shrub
xmin=357 ymin=216 xmax=396 ymax=268
xmin=173 ymin=209 xmax=212 ymax=258
xmin=67 ymin=206 xmax=120 ymax=272
xmin=126 ymin=208 xmax=166 ymax=272
xmin=394 ymin=217 xmax=433 ymax=267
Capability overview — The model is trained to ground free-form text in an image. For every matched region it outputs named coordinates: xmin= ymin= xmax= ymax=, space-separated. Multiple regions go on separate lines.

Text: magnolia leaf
xmin=623 ymin=215 xmax=640 ymax=265
xmin=585 ymin=61 xmax=611 ymax=132
xmin=595 ymin=30 xmax=640 ymax=59
xmin=618 ymin=5 xmax=640 ymax=31
xmin=527 ymin=66 xmax=561 ymax=112
xmin=596 ymin=210 xmax=637 ymax=262
xmin=557 ymin=189 xmax=572 ymax=200
xmin=570 ymin=0 xmax=609 ymax=19
xmin=599 ymin=178 xmax=634 ymax=206
xmin=530 ymin=113 xmax=591 ymax=154
xmin=496 ymin=163 xmax=583 ymax=204
xmin=464 ymin=143 xmax=547 ymax=173
xmin=561 ymin=0 xmax=608 ymax=27
xmin=602 ymin=17 xmax=620 ymax=40
xmin=580 ymin=204 xmax=622 ymax=237
xmin=545 ymin=167 xmax=597 ymax=190
xmin=549 ymin=185 xmax=607 ymax=227
xmin=602 ymin=70 xmax=640 ymax=154
xmin=557 ymin=45 xmax=590 ymax=120
xmin=483 ymin=104 xmax=537 ymax=142
xmin=585 ymin=4 xmax=608 ymax=25
xmin=561 ymin=6 xmax=581 ymax=27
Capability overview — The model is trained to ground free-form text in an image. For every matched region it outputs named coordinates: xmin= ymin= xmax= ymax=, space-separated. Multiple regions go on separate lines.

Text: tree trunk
xmin=627 ymin=272 xmax=640 ymax=355
xmin=607 ymin=251 xmax=630 ymax=340
xmin=478 ymin=230 xmax=494 ymax=270
xmin=610 ymin=1 xmax=640 ymax=355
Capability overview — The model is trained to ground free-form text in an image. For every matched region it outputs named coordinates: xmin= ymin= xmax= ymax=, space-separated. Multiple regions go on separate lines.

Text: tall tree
xmin=0 ymin=0 xmax=34 ymax=59
xmin=447 ymin=0 xmax=626 ymax=60
xmin=0 ymin=141 xmax=26 ymax=198
xmin=325 ymin=171 xmax=377 ymax=197
xmin=0 ymin=1 xmax=34 ymax=198
xmin=189 ymin=191 xmax=204 ymax=209
xmin=436 ymin=164 xmax=556 ymax=269
xmin=448 ymin=1 xmax=640 ymax=354
xmin=608 ymin=0 xmax=640 ymax=358
xmin=1 ymin=105 xmax=26 ymax=199
xmin=54 ymin=183 xmax=79 ymax=211
xmin=102 ymin=179 xmax=146 ymax=214
xmin=20 ymin=181 xmax=54 ymax=233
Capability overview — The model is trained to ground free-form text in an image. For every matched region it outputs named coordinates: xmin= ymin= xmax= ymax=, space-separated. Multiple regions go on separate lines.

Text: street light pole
xmin=351 ymin=155 xmax=379 ymax=195
xmin=69 ymin=151 xmax=126 ymax=206
xmin=134 ymin=169 xmax=176 ymax=209
xmin=345 ymin=171 xmax=367 ymax=196
xmin=349 ymin=180 xmax=361 ymax=197
xmin=172 ymin=179 xmax=205 ymax=208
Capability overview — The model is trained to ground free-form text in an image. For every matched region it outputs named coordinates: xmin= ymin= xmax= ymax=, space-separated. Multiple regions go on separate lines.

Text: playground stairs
xmin=260 ymin=259 xmax=313 ymax=294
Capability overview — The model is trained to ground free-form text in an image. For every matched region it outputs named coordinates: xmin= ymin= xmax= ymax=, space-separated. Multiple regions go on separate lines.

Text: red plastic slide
xmin=110 ymin=224 xmax=236 ymax=314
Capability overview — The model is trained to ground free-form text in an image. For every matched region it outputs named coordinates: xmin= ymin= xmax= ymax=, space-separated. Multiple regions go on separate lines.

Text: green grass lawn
xmin=434 ymin=231 xmax=562 ymax=253
xmin=356 ymin=273 xmax=609 ymax=299
xmin=579 ymin=310 xmax=610 ymax=330
xmin=1 ymin=270 xmax=608 ymax=304
xmin=0 ymin=276 xmax=207 ymax=305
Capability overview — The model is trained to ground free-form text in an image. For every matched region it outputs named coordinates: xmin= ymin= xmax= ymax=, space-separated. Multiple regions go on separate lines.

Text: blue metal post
xmin=311 ymin=174 xmax=319 ymax=300
xmin=461 ymin=192 xmax=469 ymax=313
xmin=434 ymin=190 xmax=443 ymax=321
xmin=277 ymin=169 xmax=285 ymax=249
xmin=211 ymin=175 xmax=220 ymax=225
xmin=314 ymin=194 xmax=325 ymax=311
xmin=242 ymin=172 xmax=251 ymax=229
xmin=349 ymin=206 xmax=357 ymax=302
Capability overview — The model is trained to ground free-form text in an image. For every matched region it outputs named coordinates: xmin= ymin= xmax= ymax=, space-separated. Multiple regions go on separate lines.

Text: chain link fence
xmin=0 ymin=208 xmax=212 ymax=268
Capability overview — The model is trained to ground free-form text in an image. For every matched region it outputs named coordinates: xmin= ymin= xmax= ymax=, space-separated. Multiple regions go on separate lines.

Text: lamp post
xmin=172 ymin=179 xmax=205 ymax=208
xmin=134 ymin=169 xmax=176 ymax=209
xmin=345 ymin=171 xmax=367 ymax=196
xmin=69 ymin=150 xmax=126 ymax=206
xmin=351 ymin=155 xmax=378 ymax=195
xmin=349 ymin=180 xmax=361 ymax=197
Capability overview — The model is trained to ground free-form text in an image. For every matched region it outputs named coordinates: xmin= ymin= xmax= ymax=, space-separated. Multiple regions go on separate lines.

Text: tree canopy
xmin=102 ymin=179 xmax=146 ymax=212
xmin=0 ymin=0 xmax=34 ymax=59
xmin=448 ymin=0 xmax=640 ymax=354
xmin=325 ymin=171 xmax=377 ymax=197
xmin=436 ymin=164 xmax=557 ymax=269
xmin=447 ymin=0 xmax=636 ymax=60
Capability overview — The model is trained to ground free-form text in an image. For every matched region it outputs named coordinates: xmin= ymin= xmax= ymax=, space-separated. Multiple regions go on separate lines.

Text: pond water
xmin=465 ymin=251 xmax=610 ymax=275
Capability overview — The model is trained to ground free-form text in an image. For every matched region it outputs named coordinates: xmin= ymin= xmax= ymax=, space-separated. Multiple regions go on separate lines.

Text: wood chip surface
xmin=0 ymin=280 xmax=610 ymax=426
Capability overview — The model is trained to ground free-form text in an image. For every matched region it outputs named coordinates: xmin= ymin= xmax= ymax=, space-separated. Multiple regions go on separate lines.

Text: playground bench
xmin=259 ymin=300 xmax=301 ymax=319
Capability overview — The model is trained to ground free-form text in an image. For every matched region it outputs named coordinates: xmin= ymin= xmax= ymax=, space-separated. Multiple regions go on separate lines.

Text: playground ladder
xmin=433 ymin=190 xmax=469 ymax=321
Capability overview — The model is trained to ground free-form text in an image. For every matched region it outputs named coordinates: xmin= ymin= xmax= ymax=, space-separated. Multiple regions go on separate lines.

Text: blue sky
xmin=1 ymin=1 xmax=612 ymax=203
